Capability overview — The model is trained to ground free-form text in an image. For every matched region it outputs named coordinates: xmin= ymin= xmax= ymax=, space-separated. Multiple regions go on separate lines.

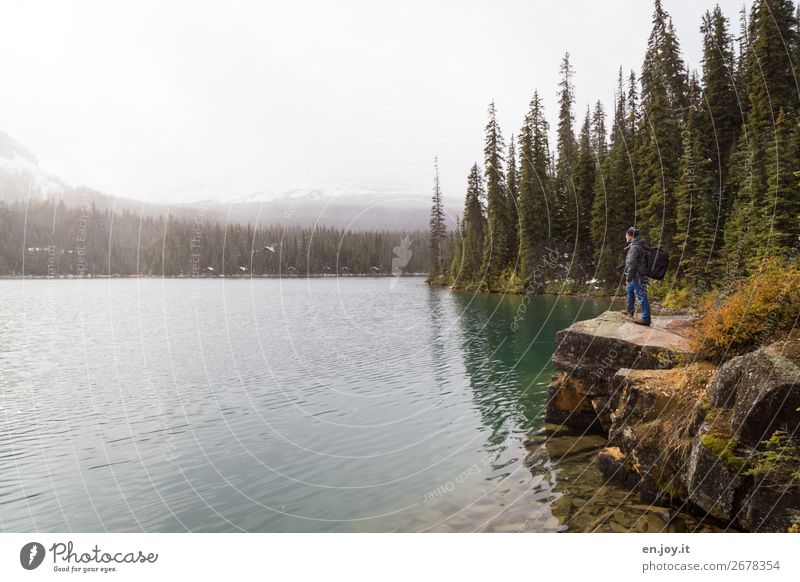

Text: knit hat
xmin=626 ymin=226 xmax=640 ymax=237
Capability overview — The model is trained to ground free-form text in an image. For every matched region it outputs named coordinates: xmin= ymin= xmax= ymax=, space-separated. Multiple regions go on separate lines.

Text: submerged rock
xmin=545 ymin=309 xmax=800 ymax=532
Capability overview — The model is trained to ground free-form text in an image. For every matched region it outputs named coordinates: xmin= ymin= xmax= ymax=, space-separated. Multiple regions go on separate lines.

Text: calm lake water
xmin=0 ymin=278 xmax=723 ymax=532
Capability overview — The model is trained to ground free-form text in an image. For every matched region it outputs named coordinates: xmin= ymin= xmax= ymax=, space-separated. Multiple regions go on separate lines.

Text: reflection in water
xmin=0 ymin=278 xmax=727 ymax=532
xmin=446 ymin=290 xmax=727 ymax=532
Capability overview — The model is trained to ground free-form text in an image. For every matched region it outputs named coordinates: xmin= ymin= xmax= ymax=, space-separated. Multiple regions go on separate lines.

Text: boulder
xmin=545 ymin=373 xmax=603 ymax=431
xmin=545 ymin=312 xmax=800 ymax=532
xmin=707 ymin=340 xmax=800 ymax=448
xmin=597 ymin=446 xmax=638 ymax=488
xmin=551 ymin=311 xmax=695 ymax=385
xmin=737 ymin=479 xmax=800 ymax=532
xmin=547 ymin=311 xmax=697 ymax=432
xmin=686 ymin=424 xmax=744 ymax=522
xmin=609 ymin=364 xmax=714 ymax=446
xmin=732 ymin=345 xmax=800 ymax=447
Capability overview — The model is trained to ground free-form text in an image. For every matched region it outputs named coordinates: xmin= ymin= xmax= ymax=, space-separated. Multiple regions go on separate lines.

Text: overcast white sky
xmin=0 ymin=0 xmax=744 ymax=204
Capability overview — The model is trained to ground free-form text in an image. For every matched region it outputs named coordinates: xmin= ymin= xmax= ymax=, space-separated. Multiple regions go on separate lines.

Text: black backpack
xmin=645 ymin=244 xmax=669 ymax=280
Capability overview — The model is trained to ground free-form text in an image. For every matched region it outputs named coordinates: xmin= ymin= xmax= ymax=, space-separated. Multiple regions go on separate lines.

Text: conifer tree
xmin=592 ymin=75 xmax=635 ymax=288
xmin=637 ymin=0 xmax=688 ymax=252
xmin=724 ymin=0 xmax=798 ymax=271
xmin=505 ymin=135 xmax=520 ymax=274
xmin=674 ymin=73 xmax=715 ymax=289
xmin=482 ymin=101 xmax=509 ymax=285
xmin=555 ymin=53 xmax=580 ymax=272
xmin=698 ymin=5 xmax=739 ymax=225
xmin=591 ymin=100 xmax=608 ymax=162
xmin=429 ymin=156 xmax=447 ymax=278
xmin=626 ymin=71 xmax=639 ymax=143
xmin=764 ymin=108 xmax=800 ymax=256
xmin=733 ymin=5 xmax=752 ymax=118
xmin=517 ymin=91 xmax=552 ymax=285
xmin=574 ymin=107 xmax=597 ymax=282
xmin=459 ymin=163 xmax=487 ymax=284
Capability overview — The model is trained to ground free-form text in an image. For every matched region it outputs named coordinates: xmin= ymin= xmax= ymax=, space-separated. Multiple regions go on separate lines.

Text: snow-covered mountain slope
xmin=0 ymin=132 xmax=461 ymax=230
xmin=0 ymin=132 xmax=65 ymax=200
xmin=184 ymin=187 xmax=462 ymax=230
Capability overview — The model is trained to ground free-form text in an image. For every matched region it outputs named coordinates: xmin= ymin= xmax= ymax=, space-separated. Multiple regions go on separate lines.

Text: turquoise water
xmin=0 ymin=278 xmax=722 ymax=532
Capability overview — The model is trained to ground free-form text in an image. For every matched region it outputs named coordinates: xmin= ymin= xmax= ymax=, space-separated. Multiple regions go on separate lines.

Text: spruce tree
xmin=698 ymin=6 xmax=739 ymax=225
xmin=574 ymin=107 xmax=597 ymax=283
xmin=482 ymin=101 xmax=509 ymax=285
xmin=447 ymin=217 xmax=463 ymax=284
xmin=591 ymin=100 xmax=608 ymax=162
xmin=505 ymin=135 xmax=520 ymax=275
xmin=764 ymin=108 xmax=800 ymax=256
xmin=733 ymin=5 xmax=752 ymax=120
xmin=592 ymin=75 xmax=635 ymax=288
xmin=637 ymin=0 xmax=688 ymax=252
xmin=429 ymin=156 xmax=447 ymax=278
xmin=724 ymin=0 xmax=798 ymax=271
xmin=460 ymin=163 xmax=487 ymax=284
xmin=674 ymin=73 xmax=715 ymax=289
xmin=517 ymin=91 xmax=552 ymax=286
xmin=626 ymin=71 xmax=639 ymax=143
xmin=555 ymin=53 xmax=580 ymax=274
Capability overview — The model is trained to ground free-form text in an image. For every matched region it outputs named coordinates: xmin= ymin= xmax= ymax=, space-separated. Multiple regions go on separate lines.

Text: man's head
xmin=626 ymin=226 xmax=639 ymax=242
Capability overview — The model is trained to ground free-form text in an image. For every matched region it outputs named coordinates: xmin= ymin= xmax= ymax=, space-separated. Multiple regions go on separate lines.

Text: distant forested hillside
xmin=0 ymin=199 xmax=430 ymax=277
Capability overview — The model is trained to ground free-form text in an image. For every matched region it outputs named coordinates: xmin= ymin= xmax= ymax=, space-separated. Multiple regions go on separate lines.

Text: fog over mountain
xmin=0 ymin=131 xmax=460 ymax=230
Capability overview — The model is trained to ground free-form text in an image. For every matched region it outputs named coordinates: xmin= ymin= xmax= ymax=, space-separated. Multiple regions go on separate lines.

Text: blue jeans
xmin=626 ymin=279 xmax=650 ymax=322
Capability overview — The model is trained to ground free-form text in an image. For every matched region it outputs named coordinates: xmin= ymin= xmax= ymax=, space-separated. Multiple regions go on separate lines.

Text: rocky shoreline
xmin=545 ymin=310 xmax=800 ymax=532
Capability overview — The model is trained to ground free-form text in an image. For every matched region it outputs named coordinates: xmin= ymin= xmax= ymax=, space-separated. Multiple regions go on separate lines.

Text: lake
xmin=0 ymin=277 xmax=723 ymax=532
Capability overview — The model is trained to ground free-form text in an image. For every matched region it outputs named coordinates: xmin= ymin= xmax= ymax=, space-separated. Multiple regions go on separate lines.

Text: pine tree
xmin=518 ymin=91 xmax=552 ymax=286
xmin=458 ymin=163 xmax=488 ymax=284
xmin=674 ymin=73 xmax=715 ymax=289
xmin=724 ymin=0 xmax=799 ymax=271
xmin=592 ymin=75 xmax=635 ymax=288
xmin=698 ymin=5 xmax=739 ymax=225
xmin=429 ymin=156 xmax=447 ymax=278
xmin=733 ymin=4 xmax=752 ymax=119
xmin=555 ymin=53 xmax=580 ymax=274
xmin=591 ymin=100 xmax=608 ymax=162
xmin=764 ymin=108 xmax=800 ymax=255
xmin=626 ymin=71 xmax=639 ymax=143
xmin=637 ymin=0 xmax=688 ymax=252
xmin=482 ymin=101 xmax=509 ymax=285
xmin=574 ymin=107 xmax=597 ymax=282
xmin=505 ymin=135 xmax=520 ymax=274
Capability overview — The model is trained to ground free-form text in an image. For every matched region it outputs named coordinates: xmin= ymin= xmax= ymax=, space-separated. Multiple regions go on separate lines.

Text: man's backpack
xmin=645 ymin=245 xmax=669 ymax=280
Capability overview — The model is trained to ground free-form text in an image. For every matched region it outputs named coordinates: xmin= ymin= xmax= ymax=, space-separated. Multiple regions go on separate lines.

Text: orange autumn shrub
xmin=693 ymin=258 xmax=800 ymax=360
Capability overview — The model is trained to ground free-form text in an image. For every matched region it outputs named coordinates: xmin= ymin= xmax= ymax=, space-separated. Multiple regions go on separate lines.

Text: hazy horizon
xmin=0 ymin=0 xmax=744 ymax=205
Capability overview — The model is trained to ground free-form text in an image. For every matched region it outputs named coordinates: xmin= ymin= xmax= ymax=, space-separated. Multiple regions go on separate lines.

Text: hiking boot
xmin=633 ymin=318 xmax=651 ymax=326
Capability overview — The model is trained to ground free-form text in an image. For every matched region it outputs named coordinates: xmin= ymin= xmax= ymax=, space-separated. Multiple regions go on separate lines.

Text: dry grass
xmin=692 ymin=258 xmax=800 ymax=360
xmin=626 ymin=363 xmax=716 ymax=495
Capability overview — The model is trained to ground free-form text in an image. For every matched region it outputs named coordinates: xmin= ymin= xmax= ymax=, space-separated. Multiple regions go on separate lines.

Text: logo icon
xmin=20 ymin=542 xmax=45 ymax=570
xmin=390 ymin=235 xmax=413 ymax=291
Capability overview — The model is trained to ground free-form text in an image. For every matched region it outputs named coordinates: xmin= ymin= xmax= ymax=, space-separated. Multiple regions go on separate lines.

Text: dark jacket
xmin=625 ymin=236 xmax=649 ymax=281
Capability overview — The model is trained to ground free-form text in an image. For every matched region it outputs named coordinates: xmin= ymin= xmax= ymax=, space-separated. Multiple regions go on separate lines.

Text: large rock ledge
xmin=551 ymin=311 xmax=695 ymax=382
xmin=545 ymin=309 xmax=800 ymax=532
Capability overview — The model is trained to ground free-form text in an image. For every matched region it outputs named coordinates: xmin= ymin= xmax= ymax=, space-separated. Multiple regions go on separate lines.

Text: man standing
xmin=624 ymin=226 xmax=651 ymax=326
